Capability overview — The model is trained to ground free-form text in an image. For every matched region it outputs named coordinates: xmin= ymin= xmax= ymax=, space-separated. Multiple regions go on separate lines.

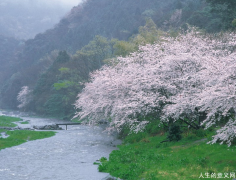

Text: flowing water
xmin=0 ymin=111 xmax=121 ymax=180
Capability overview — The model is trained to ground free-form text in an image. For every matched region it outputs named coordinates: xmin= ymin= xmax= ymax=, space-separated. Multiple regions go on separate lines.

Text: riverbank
xmin=98 ymin=123 xmax=236 ymax=180
xmin=0 ymin=116 xmax=56 ymax=150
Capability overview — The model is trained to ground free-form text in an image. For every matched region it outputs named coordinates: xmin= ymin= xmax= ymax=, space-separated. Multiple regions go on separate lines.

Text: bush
xmin=167 ymin=124 xmax=182 ymax=142
xmin=194 ymin=128 xmax=206 ymax=138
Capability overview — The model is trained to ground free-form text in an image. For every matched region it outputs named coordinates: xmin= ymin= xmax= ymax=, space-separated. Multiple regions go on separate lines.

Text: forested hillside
xmin=0 ymin=35 xmax=22 ymax=83
xmin=0 ymin=0 xmax=235 ymax=119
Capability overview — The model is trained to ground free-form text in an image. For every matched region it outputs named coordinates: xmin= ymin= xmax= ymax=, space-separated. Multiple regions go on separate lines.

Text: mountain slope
xmin=0 ymin=0 xmax=225 ymax=113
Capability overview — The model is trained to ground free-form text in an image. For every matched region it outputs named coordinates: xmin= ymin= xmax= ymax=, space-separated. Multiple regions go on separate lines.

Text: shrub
xmin=167 ymin=124 xmax=182 ymax=142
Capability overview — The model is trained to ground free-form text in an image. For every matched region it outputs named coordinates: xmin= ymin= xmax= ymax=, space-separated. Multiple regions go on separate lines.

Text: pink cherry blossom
xmin=74 ymin=29 xmax=236 ymax=145
xmin=17 ymin=86 xmax=32 ymax=109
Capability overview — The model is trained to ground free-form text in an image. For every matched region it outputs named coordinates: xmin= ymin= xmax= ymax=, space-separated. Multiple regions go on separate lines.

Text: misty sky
xmin=0 ymin=0 xmax=83 ymax=8
xmin=0 ymin=0 xmax=84 ymax=39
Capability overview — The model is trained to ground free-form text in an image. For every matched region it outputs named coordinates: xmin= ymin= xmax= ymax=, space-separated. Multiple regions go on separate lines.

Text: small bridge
xmin=56 ymin=123 xmax=81 ymax=130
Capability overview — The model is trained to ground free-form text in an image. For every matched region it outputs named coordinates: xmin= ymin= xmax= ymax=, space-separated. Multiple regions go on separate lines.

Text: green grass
xmin=71 ymin=117 xmax=83 ymax=123
xmin=98 ymin=125 xmax=236 ymax=180
xmin=0 ymin=129 xmax=7 ymax=133
xmin=0 ymin=115 xmax=56 ymax=150
xmin=20 ymin=121 xmax=29 ymax=124
xmin=0 ymin=115 xmax=22 ymax=127
xmin=0 ymin=130 xmax=56 ymax=151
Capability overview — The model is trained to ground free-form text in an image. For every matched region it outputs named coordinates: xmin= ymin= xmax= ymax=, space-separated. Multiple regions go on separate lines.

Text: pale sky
xmin=0 ymin=0 xmax=85 ymax=39
xmin=0 ymin=0 xmax=84 ymax=8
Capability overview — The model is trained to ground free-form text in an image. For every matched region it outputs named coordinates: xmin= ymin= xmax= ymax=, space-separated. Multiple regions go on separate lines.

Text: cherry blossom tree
xmin=74 ymin=30 xmax=236 ymax=145
xmin=17 ymin=86 xmax=32 ymax=109
xmin=162 ymin=32 xmax=236 ymax=146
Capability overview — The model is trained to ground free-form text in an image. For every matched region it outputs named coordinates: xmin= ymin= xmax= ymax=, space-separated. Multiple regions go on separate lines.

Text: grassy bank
xmin=0 ymin=115 xmax=22 ymax=127
xmin=0 ymin=115 xmax=56 ymax=150
xmin=98 ymin=123 xmax=236 ymax=180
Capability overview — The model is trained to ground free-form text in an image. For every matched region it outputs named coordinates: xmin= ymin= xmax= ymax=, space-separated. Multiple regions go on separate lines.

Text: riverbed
xmin=0 ymin=111 xmax=121 ymax=180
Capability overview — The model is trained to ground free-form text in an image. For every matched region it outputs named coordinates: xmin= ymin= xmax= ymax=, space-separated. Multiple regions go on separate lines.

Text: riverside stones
xmin=0 ymin=124 xmax=62 ymax=131
xmin=33 ymin=124 xmax=63 ymax=130
xmin=0 ymin=127 xmax=33 ymax=130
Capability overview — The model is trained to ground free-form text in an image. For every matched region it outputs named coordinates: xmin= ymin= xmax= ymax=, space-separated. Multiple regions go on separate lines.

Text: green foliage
xmin=124 ymin=132 xmax=148 ymax=144
xmin=55 ymin=51 xmax=70 ymax=63
xmin=167 ymin=124 xmax=182 ymax=142
xmin=113 ymin=41 xmax=136 ymax=57
xmin=59 ymin=67 xmax=70 ymax=73
xmin=0 ymin=116 xmax=22 ymax=127
xmin=186 ymin=6 xmax=222 ymax=33
xmin=43 ymin=94 xmax=65 ymax=116
xmin=0 ymin=36 xmax=20 ymax=103
xmin=232 ymin=19 xmax=236 ymax=28
xmin=192 ymin=128 xmax=207 ymax=138
xmin=144 ymin=120 xmax=163 ymax=135
xmin=206 ymin=0 xmax=236 ymax=30
xmin=93 ymin=162 xmax=100 ymax=165
xmin=32 ymin=51 xmax=84 ymax=119
xmin=75 ymin=35 xmax=111 ymax=69
xmin=122 ymin=120 xmax=164 ymax=144
xmin=53 ymin=80 xmax=74 ymax=90
xmin=100 ymin=157 xmax=108 ymax=162
xmin=135 ymin=18 xmax=161 ymax=44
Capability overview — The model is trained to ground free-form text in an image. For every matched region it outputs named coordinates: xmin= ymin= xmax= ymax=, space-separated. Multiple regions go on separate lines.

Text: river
xmin=0 ymin=111 xmax=121 ymax=180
